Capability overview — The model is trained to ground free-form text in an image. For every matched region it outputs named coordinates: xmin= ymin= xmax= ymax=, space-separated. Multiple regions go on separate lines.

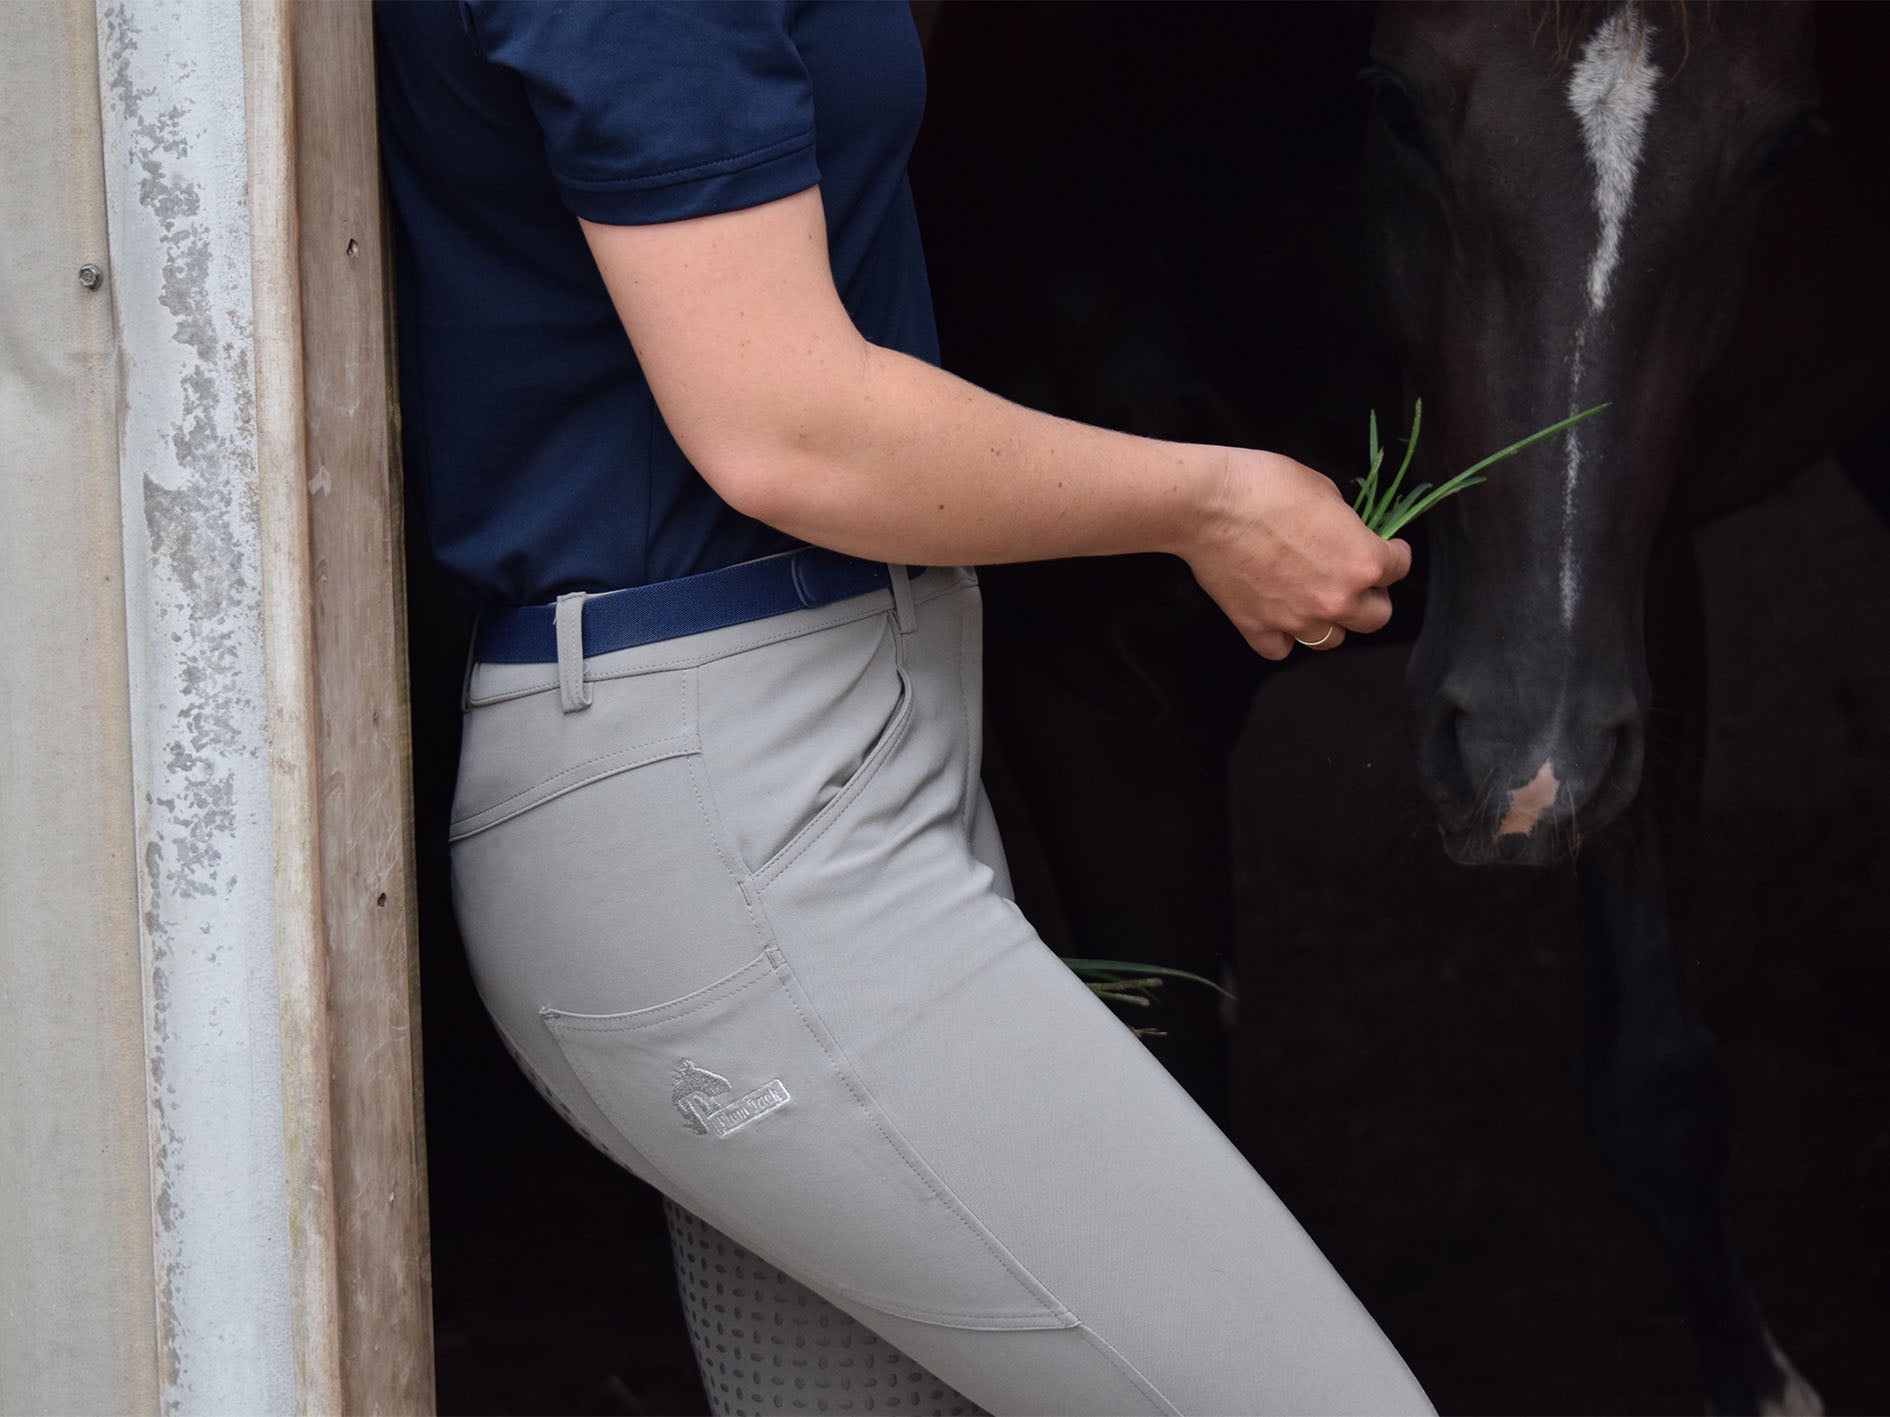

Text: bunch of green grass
xmin=1060 ymin=957 xmax=1234 ymax=1037
xmin=1352 ymin=399 xmax=1610 ymax=539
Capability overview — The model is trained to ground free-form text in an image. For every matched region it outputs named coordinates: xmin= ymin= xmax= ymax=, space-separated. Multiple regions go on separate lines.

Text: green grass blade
xmin=1386 ymin=481 xmax=1433 ymax=520
xmin=1369 ymin=398 xmax=1423 ymax=530
xmin=1088 ymin=989 xmax=1157 ymax=1009
xmin=1366 ymin=401 xmax=1609 ymax=539
xmin=1375 ymin=475 xmax=1485 ymax=539
xmin=1451 ymin=401 xmax=1609 ymax=482
xmin=1353 ymin=411 xmax=1386 ymax=515
xmin=1059 ymin=957 xmax=1237 ymax=1000
xmin=1086 ymin=978 xmax=1162 ymax=1001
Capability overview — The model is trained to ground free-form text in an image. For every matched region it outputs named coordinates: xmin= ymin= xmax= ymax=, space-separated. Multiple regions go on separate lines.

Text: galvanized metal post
xmin=92 ymin=0 xmax=304 ymax=1408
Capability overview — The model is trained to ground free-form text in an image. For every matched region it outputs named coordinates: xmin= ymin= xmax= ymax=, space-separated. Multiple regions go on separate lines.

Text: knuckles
xmin=1313 ymin=590 xmax=1356 ymax=623
xmin=1348 ymin=552 xmax=1390 ymax=588
xmin=1246 ymin=625 xmax=1292 ymax=660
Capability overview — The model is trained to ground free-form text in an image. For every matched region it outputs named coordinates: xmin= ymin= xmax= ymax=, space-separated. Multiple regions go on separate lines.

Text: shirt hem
xmin=557 ymin=141 xmax=821 ymax=226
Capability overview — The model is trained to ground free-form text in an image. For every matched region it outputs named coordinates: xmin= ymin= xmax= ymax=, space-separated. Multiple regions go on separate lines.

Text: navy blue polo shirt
xmin=375 ymin=1 xmax=938 ymax=605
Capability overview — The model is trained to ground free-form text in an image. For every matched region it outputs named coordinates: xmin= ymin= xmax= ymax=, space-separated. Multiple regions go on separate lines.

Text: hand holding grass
xmin=1178 ymin=447 xmax=1411 ymax=660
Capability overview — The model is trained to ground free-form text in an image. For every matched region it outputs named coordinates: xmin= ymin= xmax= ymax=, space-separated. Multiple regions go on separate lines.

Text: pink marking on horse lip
xmin=1497 ymin=760 xmax=1561 ymax=837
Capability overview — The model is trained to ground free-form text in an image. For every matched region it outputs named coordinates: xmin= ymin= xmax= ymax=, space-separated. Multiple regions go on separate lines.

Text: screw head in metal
xmin=78 ymin=263 xmax=104 ymax=290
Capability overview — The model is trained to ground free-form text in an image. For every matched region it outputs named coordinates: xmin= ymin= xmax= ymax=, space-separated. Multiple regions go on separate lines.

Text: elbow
xmin=668 ymin=340 xmax=876 ymax=534
xmin=691 ymin=441 xmax=818 ymax=534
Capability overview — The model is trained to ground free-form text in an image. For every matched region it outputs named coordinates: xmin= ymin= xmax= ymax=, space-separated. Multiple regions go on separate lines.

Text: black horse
xmin=914 ymin=3 xmax=1885 ymax=1412
xmin=1368 ymin=5 xmax=1885 ymax=1411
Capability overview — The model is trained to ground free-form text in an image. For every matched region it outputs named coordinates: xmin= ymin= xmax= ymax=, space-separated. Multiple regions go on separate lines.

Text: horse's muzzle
xmin=1418 ymin=697 xmax=1645 ymax=867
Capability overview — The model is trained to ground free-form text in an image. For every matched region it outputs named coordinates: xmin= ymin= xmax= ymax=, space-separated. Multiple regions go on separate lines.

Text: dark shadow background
xmin=409 ymin=6 xmax=1888 ymax=1413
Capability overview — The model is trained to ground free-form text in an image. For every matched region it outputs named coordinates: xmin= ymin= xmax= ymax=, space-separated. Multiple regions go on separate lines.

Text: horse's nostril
xmin=1415 ymin=700 xmax=1475 ymax=822
xmin=1436 ymin=695 xmax=1474 ymax=761
xmin=1599 ymin=720 xmax=1646 ymax=808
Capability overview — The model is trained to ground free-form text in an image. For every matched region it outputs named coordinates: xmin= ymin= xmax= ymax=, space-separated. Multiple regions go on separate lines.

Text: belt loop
xmin=554 ymin=592 xmax=592 ymax=713
xmin=888 ymin=564 xmax=916 ymax=634
xmin=460 ymin=611 xmax=482 ymax=713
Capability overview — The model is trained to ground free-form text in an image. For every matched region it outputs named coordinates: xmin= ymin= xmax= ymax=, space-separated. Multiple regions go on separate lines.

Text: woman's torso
xmin=375 ymin=0 xmax=939 ymax=606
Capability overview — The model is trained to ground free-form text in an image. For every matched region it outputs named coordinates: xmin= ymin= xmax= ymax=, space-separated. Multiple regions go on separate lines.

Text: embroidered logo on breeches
xmin=673 ymin=1059 xmax=790 ymax=1138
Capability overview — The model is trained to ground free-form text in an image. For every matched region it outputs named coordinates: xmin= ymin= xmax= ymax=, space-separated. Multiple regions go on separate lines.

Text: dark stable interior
xmin=405 ymin=6 xmax=1889 ymax=1413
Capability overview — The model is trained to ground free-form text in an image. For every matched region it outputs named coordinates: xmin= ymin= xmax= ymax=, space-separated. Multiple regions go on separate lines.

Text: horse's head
xmin=1365 ymin=1 xmax=1819 ymax=864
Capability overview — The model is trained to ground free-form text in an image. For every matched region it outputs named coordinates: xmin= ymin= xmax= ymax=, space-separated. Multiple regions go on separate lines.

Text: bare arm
xmin=580 ymin=186 xmax=1407 ymax=659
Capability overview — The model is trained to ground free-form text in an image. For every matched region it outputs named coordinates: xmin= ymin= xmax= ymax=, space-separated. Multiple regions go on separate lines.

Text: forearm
xmin=719 ymin=337 xmax=1230 ymax=568
xmin=581 ymin=193 xmax=1407 ymax=660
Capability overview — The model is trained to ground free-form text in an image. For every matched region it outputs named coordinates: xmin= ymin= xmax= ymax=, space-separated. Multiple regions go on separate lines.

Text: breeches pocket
xmin=540 ymin=946 xmax=1070 ymax=1331
xmin=694 ymin=608 xmax=913 ymax=881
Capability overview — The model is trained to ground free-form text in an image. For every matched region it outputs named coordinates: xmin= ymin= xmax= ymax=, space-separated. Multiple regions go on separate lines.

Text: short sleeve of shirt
xmin=460 ymin=0 xmax=819 ymax=225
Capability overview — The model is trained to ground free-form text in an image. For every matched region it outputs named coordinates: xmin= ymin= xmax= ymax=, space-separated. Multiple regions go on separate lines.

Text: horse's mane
xmin=1535 ymin=1 xmax=1709 ymax=70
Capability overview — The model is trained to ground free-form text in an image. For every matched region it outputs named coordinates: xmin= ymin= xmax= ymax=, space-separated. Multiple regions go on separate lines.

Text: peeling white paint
xmin=95 ymin=0 xmax=295 ymax=1409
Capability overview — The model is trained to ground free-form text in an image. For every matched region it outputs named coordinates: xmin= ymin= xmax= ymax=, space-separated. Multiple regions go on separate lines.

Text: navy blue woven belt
xmin=474 ymin=547 xmax=899 ymax=665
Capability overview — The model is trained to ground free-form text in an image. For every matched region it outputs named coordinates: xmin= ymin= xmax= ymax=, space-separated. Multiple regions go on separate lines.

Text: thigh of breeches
xmin=449 ymin=572 xmax=1429 ymax=1417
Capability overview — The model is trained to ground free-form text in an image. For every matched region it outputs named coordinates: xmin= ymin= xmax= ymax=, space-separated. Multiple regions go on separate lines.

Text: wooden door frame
xmin=247 ymin=2 xmax=434 ymax=1409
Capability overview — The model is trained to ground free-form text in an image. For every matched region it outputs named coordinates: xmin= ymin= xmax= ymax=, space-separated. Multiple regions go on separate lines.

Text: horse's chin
xmin=1439 ymin=786 xmax=1636 ymax=867
xmin=1440 ymin=825 xmax=1569 ymax=868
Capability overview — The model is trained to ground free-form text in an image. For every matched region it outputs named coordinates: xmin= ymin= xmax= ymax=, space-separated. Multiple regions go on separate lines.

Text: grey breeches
xmin=449 ymin=565 xmax=1431 ymax=1416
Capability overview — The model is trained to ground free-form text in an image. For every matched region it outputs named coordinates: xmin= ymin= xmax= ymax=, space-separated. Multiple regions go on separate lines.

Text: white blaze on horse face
xmin=1497 ymin=759 xmax=1562 ymax=838
xmin=1560 ymin=8 xmax=1662 ymax=623
xmin=1567 ymin=9 xmax=1661 ymax=314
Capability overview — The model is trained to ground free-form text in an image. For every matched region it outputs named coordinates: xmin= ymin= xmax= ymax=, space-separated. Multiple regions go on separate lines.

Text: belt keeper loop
xmin=554 ymin=592 xmax=592 ymax=713
xmin=889 ymin=564 xmax=916 ymax=634
xmin=460 ymin=611 xmax=483 ymax=713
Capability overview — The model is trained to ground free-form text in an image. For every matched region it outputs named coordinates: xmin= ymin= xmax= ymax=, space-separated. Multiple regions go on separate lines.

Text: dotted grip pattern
xmin=664 ymin=1198 xmax=986 ymax=1416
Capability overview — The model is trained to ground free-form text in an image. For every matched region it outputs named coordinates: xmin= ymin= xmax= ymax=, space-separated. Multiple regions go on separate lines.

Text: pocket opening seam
xmin=956 ymin=581 xmax=977 ymax=839
xmin=541 ymin=953 xmax=775 ymax=1034
xmin=448 ymin=730 xmax=698 ymax=841
xmin=749 ymin=660 xmax=917 ymax=891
